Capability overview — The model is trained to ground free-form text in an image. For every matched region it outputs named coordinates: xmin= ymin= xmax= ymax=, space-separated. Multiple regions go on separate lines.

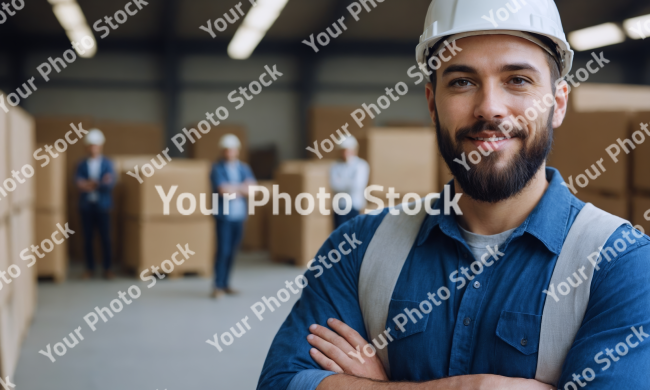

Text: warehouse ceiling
xmin=8 ymin=0 xmax=650 ymax=45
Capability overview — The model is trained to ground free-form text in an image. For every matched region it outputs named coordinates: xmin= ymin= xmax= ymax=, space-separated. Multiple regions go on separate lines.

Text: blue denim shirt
xmin=75 ymin=157 xmax=116 ymax=211
xmin=257 ymin=167 xmax=650 ymax=390
xmin=210 ymin=160 xmax=256 ymax=221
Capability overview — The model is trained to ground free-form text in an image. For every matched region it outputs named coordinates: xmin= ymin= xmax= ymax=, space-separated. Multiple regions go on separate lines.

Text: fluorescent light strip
xmin=49 ymin=0 xmax=97 ymax=58
xmin=568 ymin=23 xmax=626 ymax=51
xmin=623 ymin=14 xmax=650 ymax=40
xmin=228 ymin=0 xmax=289 ymax=60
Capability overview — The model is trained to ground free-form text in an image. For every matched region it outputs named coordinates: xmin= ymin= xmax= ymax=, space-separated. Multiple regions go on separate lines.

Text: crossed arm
xmin=308 ymin=318 xmax=554 ymax=390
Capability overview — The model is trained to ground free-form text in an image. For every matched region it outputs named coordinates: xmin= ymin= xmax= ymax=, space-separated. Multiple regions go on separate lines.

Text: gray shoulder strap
xmin=358 ymin=200 xmax=429 ymax=376
xmin=535 ymin=203 xmax=628 ymax=385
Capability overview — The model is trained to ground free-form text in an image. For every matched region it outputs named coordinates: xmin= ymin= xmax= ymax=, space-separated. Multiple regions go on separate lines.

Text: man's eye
xmin=451 ymin=79 xmax=472 ymax=87
xmin=511 ymin=77 xmax=528 ymax=85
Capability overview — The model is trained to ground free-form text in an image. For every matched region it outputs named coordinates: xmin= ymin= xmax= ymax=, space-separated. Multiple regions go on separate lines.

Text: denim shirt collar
xmin=417 ymin=167 xmax=571 ymax=256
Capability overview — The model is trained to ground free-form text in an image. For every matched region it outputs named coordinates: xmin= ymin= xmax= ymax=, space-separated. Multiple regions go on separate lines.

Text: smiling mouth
xmin=467 ymin=136 xmax=512 ymax=141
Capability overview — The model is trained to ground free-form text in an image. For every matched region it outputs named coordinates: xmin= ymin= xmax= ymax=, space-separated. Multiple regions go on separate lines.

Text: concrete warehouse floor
xmin=15 ymin=252 xmax=301 ymax=390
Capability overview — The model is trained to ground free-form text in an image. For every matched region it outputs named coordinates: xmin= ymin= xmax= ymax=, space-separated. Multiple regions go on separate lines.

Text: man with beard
xmin=257 ymin=1 xmax=650 ymax=389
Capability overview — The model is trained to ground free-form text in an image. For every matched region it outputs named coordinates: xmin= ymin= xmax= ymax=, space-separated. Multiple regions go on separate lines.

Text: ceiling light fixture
xmin=228 ymin=0 xmax=289 ymax=60
xmin=623 ymin=14 xmax=650 ymax=40
xmin=48 ymin=0 xmax=97 ymax=58
xmin=568 ymin=23 xmax=626 ymax=51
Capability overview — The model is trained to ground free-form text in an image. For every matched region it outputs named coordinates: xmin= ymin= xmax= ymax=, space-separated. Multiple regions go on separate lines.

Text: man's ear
xmin=425 ymin=82 xmax=436 ymax=125
xmin=552 ymin=79 xmax=569 ymax=129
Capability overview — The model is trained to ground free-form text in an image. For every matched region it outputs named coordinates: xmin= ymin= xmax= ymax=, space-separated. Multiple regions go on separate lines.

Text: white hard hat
xmin=416 ymin=0 xmax=574 ymax=78
xmin=338 ymin=135 xmax=358 ymax=150
xmin=219 ymin=133 xmax=241 ymax=149
xmin=85 ymin=129 xmax=105 ymax=146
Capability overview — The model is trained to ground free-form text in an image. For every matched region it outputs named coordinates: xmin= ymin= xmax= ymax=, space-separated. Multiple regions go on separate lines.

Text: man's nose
xmin=473 ymin=84 xmax=509 ymax=122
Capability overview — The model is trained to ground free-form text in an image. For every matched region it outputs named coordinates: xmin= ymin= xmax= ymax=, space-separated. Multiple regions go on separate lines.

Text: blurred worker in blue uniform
xmin=75 ymin=129 xmax=116 ymax=280
xmin=210 ymin=134 xmax=256 ymax=299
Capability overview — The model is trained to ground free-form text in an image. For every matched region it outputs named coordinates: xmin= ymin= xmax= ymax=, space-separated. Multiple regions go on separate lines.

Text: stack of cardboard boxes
xmin=358 ymin=127 xmax=438 ymax=207
xmin=309 ymin=107 xmax=373 ymax=160
xmin=0 ymin=105 xmax=37 ymax=379
xmin=548 ymin=110 xmax=631 ymax=217
xmin=34 ymin=144 xmax=67 ymax=282
xmin=549 ymin=83 xmax=650 ymax=222
xmin=269 ymin=161 xmax=333 ymax=266
xmin=122 ymin=160 xmax=214 ymax=276
xmin=242 ymin=180 xmax=274 ymax=251
xmin=632 ymin=111 xmax=650 ymax=233
xmin=0 ymin=99 xmax=15 ymax=380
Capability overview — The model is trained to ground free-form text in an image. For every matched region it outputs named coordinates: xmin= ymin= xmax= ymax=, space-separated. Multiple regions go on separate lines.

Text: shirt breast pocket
xmin=386 ymin=299 xmax=430 ymax=342
xmin=494 ymin=311 xmax=541 ymax=378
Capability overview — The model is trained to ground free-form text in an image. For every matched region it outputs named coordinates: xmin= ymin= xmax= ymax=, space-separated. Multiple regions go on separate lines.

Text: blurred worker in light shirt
xmin=75 ymin=129 xmax=116 ymax=280
xmin=329 ymin=135 xmax=369 ymax=229
xmin=210 ymin=134 xmax=257 ymax=299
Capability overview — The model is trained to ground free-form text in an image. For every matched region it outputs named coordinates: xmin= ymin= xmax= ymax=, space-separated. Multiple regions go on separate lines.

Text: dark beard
xmin=435 ymin=106 xmax=554 ymax=203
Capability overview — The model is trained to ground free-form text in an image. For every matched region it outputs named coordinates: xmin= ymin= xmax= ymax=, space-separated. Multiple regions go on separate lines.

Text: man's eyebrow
xmin=442 ymin=64 xmax=477 ymax=77
xmin=500 ymin=63 xmax=541 ymax=74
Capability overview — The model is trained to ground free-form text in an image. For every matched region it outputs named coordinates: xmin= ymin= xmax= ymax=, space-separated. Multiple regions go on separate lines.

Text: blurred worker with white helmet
xmin=75 ymin=128 xmax=116 ymax=280
xmin=260 ymin=1 xmax=650 ymax=390
xmin=210 ymin=133 xmax=257 ymax=299
xmin=329 ymin=135 xmax=369 ymax=229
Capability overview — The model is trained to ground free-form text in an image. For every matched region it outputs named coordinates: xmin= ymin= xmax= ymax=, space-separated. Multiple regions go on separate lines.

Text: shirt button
xmin=473 ymin=281 xmax=481 ymax=289
xmin=521 ymin=338 xmax=528 ymax=346
xmin=463 ymin=317 xmax=471 ymax=326
xmin=395 ymin=324 xmax=400 ymax=332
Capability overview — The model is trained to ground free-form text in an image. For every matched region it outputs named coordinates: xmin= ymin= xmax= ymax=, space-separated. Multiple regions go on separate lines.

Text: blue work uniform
xmin=257 ymin=167 xmax=650 ymax=390
xmin=210 ymin=160 xmax=256 ymax=289
xmin=75 ymin=156 xmax=116 ymax=271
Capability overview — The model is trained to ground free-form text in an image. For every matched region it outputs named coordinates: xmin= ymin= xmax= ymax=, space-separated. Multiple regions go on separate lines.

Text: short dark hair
xmin=426 ymin=33 xmax=561 ymax=94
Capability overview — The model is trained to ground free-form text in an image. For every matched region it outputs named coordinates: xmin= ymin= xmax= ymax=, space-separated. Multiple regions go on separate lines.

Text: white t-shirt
xmin=87 ymin=156 xmax=103 ymax=203
xmin=329 ymin=156 xmax=370 ymax=211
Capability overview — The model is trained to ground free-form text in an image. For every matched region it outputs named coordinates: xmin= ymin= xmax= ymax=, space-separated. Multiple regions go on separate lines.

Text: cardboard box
xmin=309 ymin=106 xmax=373 ymax=160
xmin=359 ymin=127 xmax=437 ymax=196
xmin=632 ymin=196 xmax=650 ymax=235
xmin=269 ymin=213 xmax=332 ymax=267
xmin=35 ymin=144 xmax=66 ymax=212
xmin=0 ymin=221 xmax=12 ymax=306
xmin=0 ymin=102 xmax=8 ymax=220
xmin=93 ymin=120 xmax=164 ymax=156
xmin=276 ymin=160 xmax=333 ymax=212
xmin=187 ymin=124 xmax=248 ymax=163
xmin=122 ymin=160 xmax=212 ymax=218
xmin=242 ymin=181 xmax=273 ymax=251
xmin=548 ymin=111 xmax=631 ymax=196
xmin=571 ymin=83 xmax=650 ymax=113
xmin=8 ymin=107 xmax=35 ymax=210
xmin=123 ymin=216 xmax=214 ymax=276
xmin=35 ymin=211 xmax=68 ymax=282
xmin=9 ymin=206 xmax=36 ymax=342
xmin=577 ymin=191 xmax=629 ymax=220
xmin=270 ymin=163 xmax=334 ymax=266
xmin=632 ymin=112 xmax=650 ymax=193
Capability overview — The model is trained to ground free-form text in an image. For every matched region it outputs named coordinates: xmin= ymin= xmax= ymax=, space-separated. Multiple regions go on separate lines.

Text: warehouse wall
xmin=179 ymin=55 xmax=300 ymax=161
xmin=1 ymin=49 xmax=648 ymax=161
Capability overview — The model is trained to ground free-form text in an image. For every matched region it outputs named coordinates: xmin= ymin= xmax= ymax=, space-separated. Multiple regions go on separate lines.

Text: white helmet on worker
xmin=416 ymin=0 xmax=574 ymax=78
xmin=338 ymin=135 xmax=358 ymax=150
xmin=85 ymin=129 xmax=106 ymax=146
xmin=219 ymin=134 xmax=241 ymax=149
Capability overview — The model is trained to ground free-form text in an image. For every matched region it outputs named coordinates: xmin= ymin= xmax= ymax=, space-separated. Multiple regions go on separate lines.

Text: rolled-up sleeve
xmin=558 ymin=227 xmax=650 ymax=388
xmin=256 ymin=211 xmax=386 ymax=390
xmin=287 ymin=369 xmax=336 ymax=390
